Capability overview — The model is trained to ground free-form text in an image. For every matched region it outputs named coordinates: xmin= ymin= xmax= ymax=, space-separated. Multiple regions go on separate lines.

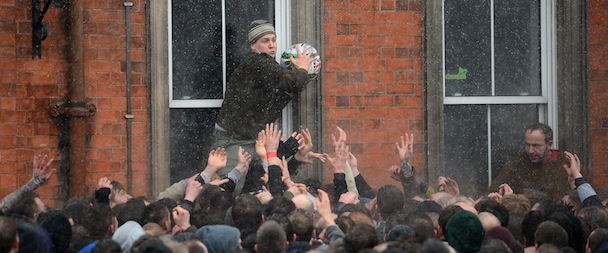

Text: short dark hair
xmin=377 ymin=185 xmax=404 ymax=219
xmin=588 ymin=228 xmax=608 ymax=253
xmin=438 ymin=205 xmax=463 ymax=241
xmin=84 ymin=203 xmax=115 ymax=240
xmin=288 ymin=209 xmax=314 ymax=242
xmin=233 ymin=194 xmax=263 ymax=238
xmin=525 ymin=122 xmax=553 ymax=143
xmin=0 ymin=216 xmax=17 ymax=253
xmin=475 ymin=198 xmax=509 ymax=227
xmin=142 ymin=201 xmax=170 ymax=230
xmin=343 ymin=223 xmax=378 ymax=252
xmin=255 ymin=220 xmax=286 ymax=253
xmin=535 ymin=221 xmax=568 ymax=248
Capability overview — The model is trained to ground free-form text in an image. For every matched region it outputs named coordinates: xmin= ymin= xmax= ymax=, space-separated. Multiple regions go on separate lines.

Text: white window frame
xmin=442 ymin=0 xmax=558 ymax=185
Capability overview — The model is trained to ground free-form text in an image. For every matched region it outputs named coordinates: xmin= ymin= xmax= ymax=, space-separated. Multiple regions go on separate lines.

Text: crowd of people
xmin=1 ymin=122 xmax=608 ymax=253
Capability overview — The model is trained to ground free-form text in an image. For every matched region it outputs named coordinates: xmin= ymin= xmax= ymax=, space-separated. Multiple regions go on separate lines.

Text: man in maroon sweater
xmin=488 ymin=123 xmax=569 ymax=200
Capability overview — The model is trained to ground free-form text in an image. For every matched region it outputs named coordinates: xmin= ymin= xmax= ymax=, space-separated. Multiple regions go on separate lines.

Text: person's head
xmin=255 ymin=220 xmax=287 ymax=253
xmin=265 ymin=196 xmax=296 ymax=217
xmin=377 ymin=184 xmax=404 ymax=220
xmin=266 ymin=213 xmax=294 ymax=243
xmin=475 ymin=198 xmax=509 ymax=227
xmin=142 ymin=201 xmax=171 ymax=233
xmin=522 ymin=210 xmax=544 ymax=247
xmin=500 ymin=194 xmax=531 ymax=218
xmin=437 ymin=205 xmax=463 ymax=240
xmin=110 ymin=181 xmax=132 ymax=208
xmin=534 ymin=220 xmax=568 ymax=248
xmin=0 ymin=216 xmax=19 ymax=253
xmin=587 ymin=228 xmax=608 ymax=253
xmin=484 ymin=226 xmax=522 ymax=253
xmin=288 ymin=209 xmax=314 ymax=242
xmin=578 ymin=206 xmax=608 ymax=238
xmin=248 ymin=20 xmax=276 ymax=57
xmin=478 ymin=239 xmax=512 ymax=253
xmin=523 ymin=122 xmax=553 ymax=163
xmin=536 ymin=243 xmax=561 ymax=253
xmin=39 ymin=213 xmax=72 ymax=253
xmin=91 ymin=237 xmax=121 ymax=253
xmin=343 ymin=223 xmax=378 ymax=253
xmin=112 ymin=221 xmax=145 ymax=253
xmin=232 ymin=194 xmax=264 ymax=238
xmin=84 ymin=203 xmax=117 ymax=240
xmin=478 ymin=212 xmax=501 ymax=232
xmin=7 ymin=191 xmax=44 ymax=219
xmin=403 ymin=211 xmax=435 ymax=244
xmin=446 ymin=210 xmax=485 ymax=253
xmin=207 ymin=191 xmax=234 ymax=225
xmin=114 ymin=197 xmax=146 ymax=226
xmin=291 ymin=194 xmax=314 ymax=215
xmin=196 ymin=225 xmax=241 ymax=253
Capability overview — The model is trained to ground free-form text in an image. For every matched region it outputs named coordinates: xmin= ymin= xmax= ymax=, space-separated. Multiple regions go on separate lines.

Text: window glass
xmin=169 ymin=0 xmax=275 ymax=181
xmin=444 ymin=0 xmax=491 ymax=96
xmin=444 ymin=104 xmax=539 ymax=196
xmin=494 ymin=0 xmax=541 ymax=96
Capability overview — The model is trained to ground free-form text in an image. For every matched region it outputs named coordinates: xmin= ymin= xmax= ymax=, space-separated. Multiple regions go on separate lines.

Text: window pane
xmin=172 ymin=1 xmax=224 ymax=99
xmin=170 ymin=109 xmax=219 ymax=182
xmin=444 ymin=105 xmax=488 ymax=196
xmin=494 ymin=0 xmax=541 ymax=96
xmin=444 ymin=104 xmax=540 ymax=196
xmin=226 ymin=0 xmax=275 ymax=81
xmin=444 ymin=1 xmax=492 ymax=96
xmin=490 ymin=104 xmax=539 ymax=180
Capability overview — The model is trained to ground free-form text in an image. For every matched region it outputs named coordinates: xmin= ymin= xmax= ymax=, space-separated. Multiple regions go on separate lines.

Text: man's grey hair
xmin=524 ymin=122 xmax=553 ymax=143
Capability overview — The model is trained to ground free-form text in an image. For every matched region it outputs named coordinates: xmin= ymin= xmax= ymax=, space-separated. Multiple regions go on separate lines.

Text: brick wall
xmin=0 ymin=0 xmax=147 ymax=208
xmin=323 ymin=0 xmax=424 ymax=188
xmin=588 ymin=0 xmax=608 ymax=187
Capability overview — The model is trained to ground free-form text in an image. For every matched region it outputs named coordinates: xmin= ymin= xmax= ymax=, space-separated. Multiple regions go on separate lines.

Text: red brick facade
xmin=0 ymin=0 xmax=148 ymax=207
xmin=588 ymin=0 xmax=608 ymax=187
xmin=323 ymin=0 xmax=424 ymax=187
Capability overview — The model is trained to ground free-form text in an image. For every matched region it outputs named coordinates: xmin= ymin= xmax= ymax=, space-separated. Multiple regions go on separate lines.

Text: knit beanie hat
xmin=484 ymin=226 xmax=520 ymax=253
xmin=248 ymin=20 xmax=275 ymax=44
xmin=446 ymin=210 xmax=485 ymax=253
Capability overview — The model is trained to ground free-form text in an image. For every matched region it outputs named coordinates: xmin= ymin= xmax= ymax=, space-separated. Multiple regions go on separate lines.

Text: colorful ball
xmin=280 ymin=43 xmax=321 ymax=79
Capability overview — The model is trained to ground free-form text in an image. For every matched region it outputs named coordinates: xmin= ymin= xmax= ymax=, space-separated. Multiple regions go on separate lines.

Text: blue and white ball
xmin=280 ymin=43 xmax=321 ymax=79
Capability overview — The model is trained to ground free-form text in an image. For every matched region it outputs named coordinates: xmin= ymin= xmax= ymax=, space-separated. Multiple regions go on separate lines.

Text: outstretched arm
xmin=1 ymin=155 xmax=55 ymax=211
xmin=563 ymin=151 xmax=602 ymax=208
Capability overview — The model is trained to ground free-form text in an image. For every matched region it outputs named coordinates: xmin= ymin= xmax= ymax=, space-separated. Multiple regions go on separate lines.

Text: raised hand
xmin=97 ymin=176 xmax=112 ymax=190
xmin=563 ymin=151 xmax=583 ymax=178
xmin=206 ymin=147 xmax=227 ymax=172
xmin=184 ymin=180 xmax=203 ymax=202
xmin=255 ymin=130 xmax=267 ymax=161
xmin=315 ymin=189 xmax=336 ymax=227
xmin=498 ymin=183 xmax=513 ymax=196
xmin=388 ymin=165 xmax=402 ymax=182
xmin=264 ymin=123 xmax=282 ymax=154
xmin=172 ymin=205 xmax=191 ymax=231
xmin=32 ymin=155 xmax=55 ymax=185
xmin=236 ymin=146 xmax=252 ymax=174
xmin=395 ymin=133 xmax=414 ymax=162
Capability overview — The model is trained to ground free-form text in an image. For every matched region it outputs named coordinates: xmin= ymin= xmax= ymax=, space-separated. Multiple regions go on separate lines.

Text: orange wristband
xmin=266 ymin=151 xmax=277 ymax=159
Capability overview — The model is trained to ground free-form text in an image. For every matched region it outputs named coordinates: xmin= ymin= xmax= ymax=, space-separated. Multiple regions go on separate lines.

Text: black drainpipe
xmin=124 ymin=0 xmax=133 ymax=194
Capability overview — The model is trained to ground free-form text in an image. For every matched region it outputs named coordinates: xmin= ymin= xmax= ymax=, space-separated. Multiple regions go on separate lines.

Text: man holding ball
xmin=210 ymin=20 xmax=316 ymax=195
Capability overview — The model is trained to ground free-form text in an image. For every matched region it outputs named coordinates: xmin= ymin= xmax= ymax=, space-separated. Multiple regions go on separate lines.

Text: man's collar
xmin=543 ymin=149 xmax=560 ymax=164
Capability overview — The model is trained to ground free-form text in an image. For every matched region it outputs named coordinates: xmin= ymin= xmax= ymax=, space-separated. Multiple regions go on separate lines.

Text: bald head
xmin=291 ymin=194 xmax=314 ymax=214
xmin=478 ymin=212 xmax=501 ymax=232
